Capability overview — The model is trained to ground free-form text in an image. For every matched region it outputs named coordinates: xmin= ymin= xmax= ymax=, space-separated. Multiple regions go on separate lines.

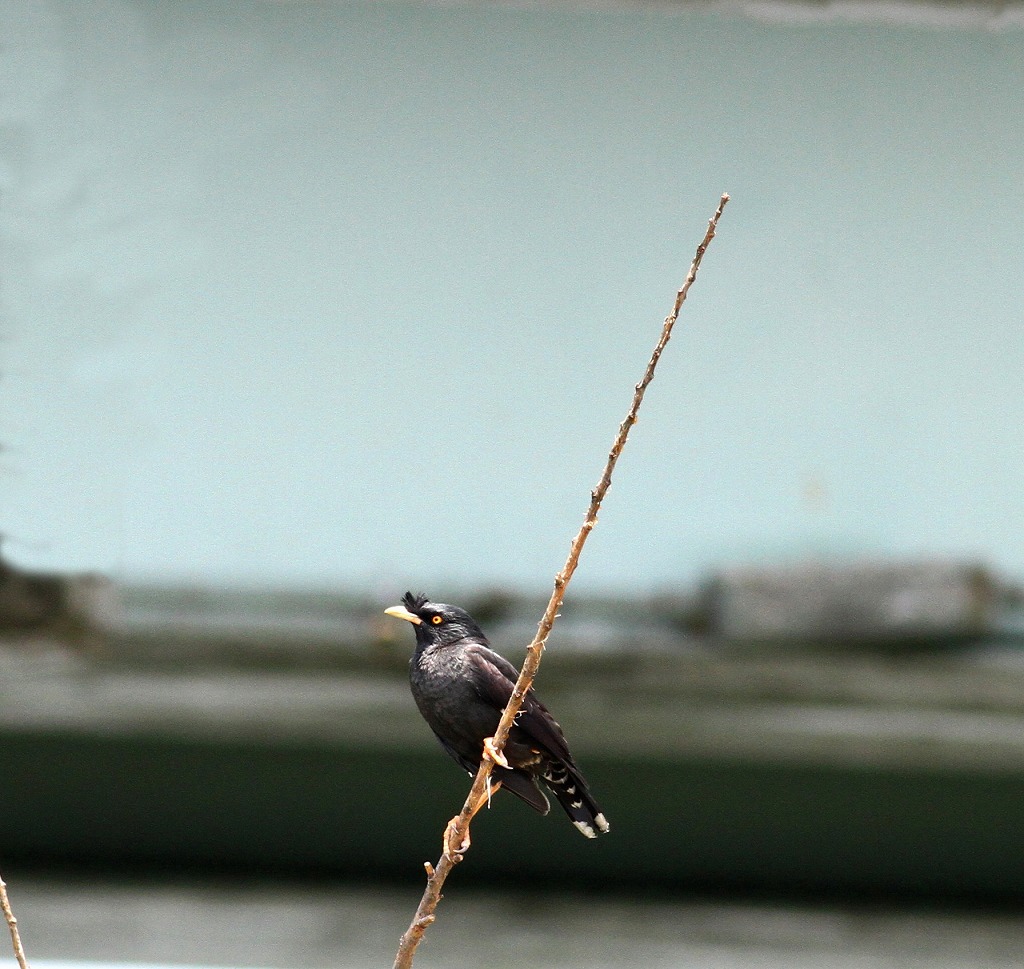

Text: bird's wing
xmin=464 ymin=644 xmax=573 ymax=762
xmin=432 ymin=688 xmax=552 ymax=815
xmin=433 ymin=732 xmax=479 ymax=776
xmin=496 ymin=767 xmax=551 ymax=815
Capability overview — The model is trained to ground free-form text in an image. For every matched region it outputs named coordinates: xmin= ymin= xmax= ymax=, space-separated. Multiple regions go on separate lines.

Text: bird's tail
xmin=542 ymin=761 xmax=610 ymax=839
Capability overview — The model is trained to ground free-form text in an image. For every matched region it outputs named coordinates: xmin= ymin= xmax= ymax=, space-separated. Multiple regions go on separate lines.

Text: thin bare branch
xmin=1 ymin=871 xmax=30 ymax=969
xmin=392 ymin=192 xmax=730 ymax=969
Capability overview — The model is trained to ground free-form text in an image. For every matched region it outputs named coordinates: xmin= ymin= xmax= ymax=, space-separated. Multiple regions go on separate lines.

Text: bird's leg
xmin=443 ymin=778 xmax=504 ymax=858
xmin=444 ymin=817 xmax=471 ymax=858
xmin=482 ymin=736 xmax=509 ymax=769
xmin=481 ymin=737 xmax=508 ymax=809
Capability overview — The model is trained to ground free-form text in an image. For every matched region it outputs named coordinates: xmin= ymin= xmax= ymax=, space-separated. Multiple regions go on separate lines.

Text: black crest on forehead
xmin=402 ymin=591 xmax=429 ymax=613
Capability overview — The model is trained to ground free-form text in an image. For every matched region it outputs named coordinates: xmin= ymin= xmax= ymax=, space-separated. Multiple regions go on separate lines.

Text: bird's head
xmin=384 ymin=592 xmax=486 ymax=648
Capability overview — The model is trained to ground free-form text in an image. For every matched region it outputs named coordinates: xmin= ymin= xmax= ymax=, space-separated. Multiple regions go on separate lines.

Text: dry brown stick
xmin=392 ymin=192 xmax=730 ymax=969
xmin=0 ymin=871 xmax=30 ymax=969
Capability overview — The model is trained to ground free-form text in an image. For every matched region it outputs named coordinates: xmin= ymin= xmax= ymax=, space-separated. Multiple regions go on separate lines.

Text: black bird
xmin=385 ymin=592 xmax=609 ymax=840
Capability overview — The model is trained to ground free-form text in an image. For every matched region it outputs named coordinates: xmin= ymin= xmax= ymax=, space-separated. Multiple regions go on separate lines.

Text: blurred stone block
xmin=705 ymin=560 xmax=997 ymax=646
xmin=0 ymin=556 xmax=119 ymax=648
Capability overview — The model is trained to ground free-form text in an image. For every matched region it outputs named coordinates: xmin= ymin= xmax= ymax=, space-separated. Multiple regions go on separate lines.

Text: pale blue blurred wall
xmin=2 ymin=0 xmax=1022 ymax=593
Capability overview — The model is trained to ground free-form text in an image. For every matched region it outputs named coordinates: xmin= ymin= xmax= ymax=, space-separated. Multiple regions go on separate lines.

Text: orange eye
xmin=431 ymin=615 xmax=443 ymax=625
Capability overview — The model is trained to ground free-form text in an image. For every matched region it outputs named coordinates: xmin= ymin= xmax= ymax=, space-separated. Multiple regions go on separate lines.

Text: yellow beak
xmin=384 ymin=605 xmax=422 ymax=625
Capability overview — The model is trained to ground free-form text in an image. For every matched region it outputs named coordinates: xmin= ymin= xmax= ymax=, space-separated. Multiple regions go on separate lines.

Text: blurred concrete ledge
xmin=4 ymin=646 xmax=1024 ymax=772
xmin=695 ymin=0 xmax=1024 ymax=29
xmin=3 ymin=560 xmax=1024 ymax=770
xmin=2 ymin=562 xmax=1024 ymax=897
xmin=0 ymin=553 xmax=118 ymax=650
xmin=404 ymin=0 xmax=1024 ymax=29
xmin=96 ymin=557 xmax=1024 ymax=662
xmin=703 ymin=559 xmax=1011 ymax=646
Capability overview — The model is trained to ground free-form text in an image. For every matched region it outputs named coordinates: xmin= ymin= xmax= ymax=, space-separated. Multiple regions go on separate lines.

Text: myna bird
xmin=385 ymin=592 xmax=609 ymax=842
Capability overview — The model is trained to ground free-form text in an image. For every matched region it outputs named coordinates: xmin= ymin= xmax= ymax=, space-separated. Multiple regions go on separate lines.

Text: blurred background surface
xmin=3 ymin=877 xmax=1024 ymax=969
xmin=2 ymin=0 xmax=1023 ymax=592
xmin=2 ymin=0 xmax=1024 ymax=965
